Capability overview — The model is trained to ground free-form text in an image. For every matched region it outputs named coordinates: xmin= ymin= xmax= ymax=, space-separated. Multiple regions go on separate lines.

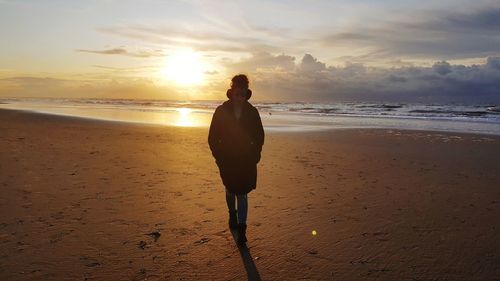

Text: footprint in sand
xmin=194 ymin=237 xmax=210 ymax=245
xmin=145 ymin=231 xmax=161 ymax=242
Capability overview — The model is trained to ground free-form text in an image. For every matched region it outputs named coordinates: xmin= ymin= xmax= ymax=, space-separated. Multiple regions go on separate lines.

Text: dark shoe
xmin=228 ymin=211 xmax=238 ymax=229
xmin=237 ymin=223 xmax=247 ymax=245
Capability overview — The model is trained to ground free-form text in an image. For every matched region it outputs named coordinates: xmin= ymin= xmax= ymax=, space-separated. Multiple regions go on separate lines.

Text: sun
xmin=161 ymin=49 xmax=205 ymax=86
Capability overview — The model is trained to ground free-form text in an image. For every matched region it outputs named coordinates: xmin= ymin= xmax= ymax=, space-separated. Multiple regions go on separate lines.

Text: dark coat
xmin=208 ymin=100 xmax=265 ymax=194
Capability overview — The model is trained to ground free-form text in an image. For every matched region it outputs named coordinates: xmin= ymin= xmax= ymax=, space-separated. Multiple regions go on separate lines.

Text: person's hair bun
xmin=231 ymin=74 xmax=249 ymax=89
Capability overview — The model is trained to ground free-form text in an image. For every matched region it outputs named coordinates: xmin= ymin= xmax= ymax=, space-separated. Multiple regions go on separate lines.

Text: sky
xmin=1 ymin=0 xmax=499 ymax=103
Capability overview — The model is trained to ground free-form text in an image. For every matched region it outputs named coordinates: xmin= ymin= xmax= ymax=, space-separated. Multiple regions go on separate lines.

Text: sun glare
xmin=175 ymin=107 xmax=194 ymax=127
xmin=161 ymin=49 xmax=205 ymax=86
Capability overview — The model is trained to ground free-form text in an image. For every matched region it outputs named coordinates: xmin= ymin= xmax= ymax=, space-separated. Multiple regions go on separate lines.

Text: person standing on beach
xmin=208 ymin=74 xmax=265 ymax=246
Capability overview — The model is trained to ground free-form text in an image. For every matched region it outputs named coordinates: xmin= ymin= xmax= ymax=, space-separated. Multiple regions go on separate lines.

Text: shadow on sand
xmin=229 ymin=228 xmax=262 ymax=281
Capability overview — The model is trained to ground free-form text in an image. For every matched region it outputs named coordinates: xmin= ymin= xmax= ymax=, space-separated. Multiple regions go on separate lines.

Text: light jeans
xmin=225 ymin=188 xmax=248 ymax=224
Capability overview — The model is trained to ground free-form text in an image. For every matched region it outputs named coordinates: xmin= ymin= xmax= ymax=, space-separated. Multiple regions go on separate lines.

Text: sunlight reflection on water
xmin=1 ymin=100 xmax=500 ymax=135
xmin=0 ymin=101 xmax=212 ymax=128
xmin=174 ymin=107 xmax=195 ymax=127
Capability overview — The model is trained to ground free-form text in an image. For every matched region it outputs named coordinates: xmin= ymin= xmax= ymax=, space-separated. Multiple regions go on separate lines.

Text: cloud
xmin=88 ymin=4 xmax=500 ymax=64
xmin=486 ymin=56 xmax=500 ymax=70
xmin=204 ymin=70 xmax=219 ymax=75
xmin=90 ymin=64 xmax=160 ymax=75
xmin=322 ymin=5 xmax=500 ymax=60
xmin=224 ymin=52 xmax=500 ymax=103
xmin=0 ymin=76 xmax=182 ymax=100
xmin=95 ymin=21 xmax=291 ymax=54
xmin=388 ymin=75 xmax=407 ymax=83
xmin=298 ymin=54 xmax=326 ymax=73
xmin=432 ymin=61 xmax=452 ymax=75
xmin=76 ymin=47 xmax=165 ymax=58
xmin=427 ymin=6 xmax=500 ymax=31
xmin=3 ymin=52 xmax=500 ymax=104
xmin=226 ymin=51 xmax=296 ymax=72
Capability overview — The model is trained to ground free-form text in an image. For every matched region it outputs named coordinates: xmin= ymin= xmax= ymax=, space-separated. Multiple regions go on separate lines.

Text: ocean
xmin=1 ymin=98 xmax=499 ymax=135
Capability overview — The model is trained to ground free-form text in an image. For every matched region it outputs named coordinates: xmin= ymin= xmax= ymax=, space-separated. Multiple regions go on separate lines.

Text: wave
xmin=487 ymin=106 xmax=500 ymax=114
xmin=1 ymin=97 xmax=499 ymax=123
xmin=409 ymin=109 xmax=488 ymax=117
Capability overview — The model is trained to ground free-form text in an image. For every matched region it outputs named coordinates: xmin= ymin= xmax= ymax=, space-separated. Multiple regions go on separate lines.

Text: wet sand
xmin=1 ymin=108 xmax=499 ymax=280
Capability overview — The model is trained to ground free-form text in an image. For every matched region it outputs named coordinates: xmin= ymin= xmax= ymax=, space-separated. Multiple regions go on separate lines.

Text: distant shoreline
xmin=0 ymin=87 xmax=495 ymax=135
xmin=2 ymin=107 xmax=500 ymax=138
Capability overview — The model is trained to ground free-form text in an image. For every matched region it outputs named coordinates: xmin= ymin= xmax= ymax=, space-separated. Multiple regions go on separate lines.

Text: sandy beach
xmin=1 ymin=108 xmax=499 ymax=280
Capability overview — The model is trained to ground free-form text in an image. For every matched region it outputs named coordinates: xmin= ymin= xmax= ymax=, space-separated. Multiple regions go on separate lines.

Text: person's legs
xmin=225 ymin=188 xmax=236 ymax=212
xmin=225 ymin=188 xmax=238 ymax=229
xmin=236 ymin=193 xmax=248 ymax=245
xmin=236 ymin=193 xmax=248 ymax=224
